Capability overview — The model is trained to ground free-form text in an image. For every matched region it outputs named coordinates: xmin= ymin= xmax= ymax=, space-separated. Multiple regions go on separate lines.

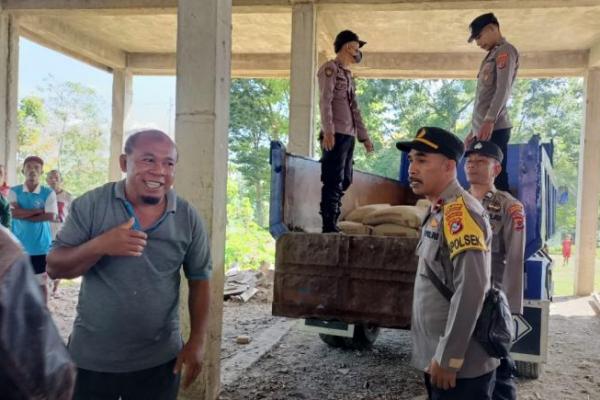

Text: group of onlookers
xmin=0 ymin=158 xmax=73 ymax=299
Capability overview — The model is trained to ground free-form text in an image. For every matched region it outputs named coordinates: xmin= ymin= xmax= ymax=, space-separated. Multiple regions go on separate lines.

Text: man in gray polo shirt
xmin=47 ymin=129 xmax=211 ymax=400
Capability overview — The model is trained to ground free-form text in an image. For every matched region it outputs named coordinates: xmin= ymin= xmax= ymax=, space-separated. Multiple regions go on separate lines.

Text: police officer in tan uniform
xmin=465 ymin=141 xmax=525 ymax=400
xmin=317 ymin=30 xmax=374 ymax=233
xmin=464 ymin=13 xmax=519 ymax=192
xmin=397 ymin=127 xmax=498 ymax=399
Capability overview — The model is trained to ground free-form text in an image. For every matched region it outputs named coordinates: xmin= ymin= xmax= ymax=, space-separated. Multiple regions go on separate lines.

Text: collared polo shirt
xmin=53 ymin=180 xmax=212 ymax=373
xmin=9 ymin=184 xmax=57 ymax=255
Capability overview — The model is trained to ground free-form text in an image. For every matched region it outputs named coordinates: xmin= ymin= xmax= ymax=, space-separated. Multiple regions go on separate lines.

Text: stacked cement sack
xmin=339 ymin=202 xmax=428 ymax=237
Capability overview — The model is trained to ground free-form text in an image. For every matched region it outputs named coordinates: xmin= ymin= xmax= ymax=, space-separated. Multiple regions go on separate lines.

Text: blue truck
xmin=270 ymin=135 xmax=556 ymax=379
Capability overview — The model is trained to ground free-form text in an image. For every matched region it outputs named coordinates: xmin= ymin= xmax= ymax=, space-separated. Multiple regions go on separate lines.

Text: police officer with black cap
xmin=465 ymin=13 xmax=519 ymax=192
xmin=398 ymin=127 xmax=498 ymax=399
xmin=317 ymin=30 xmax=373 ymax=233
xmin=465 ymin=140 xmax=525 ymax=400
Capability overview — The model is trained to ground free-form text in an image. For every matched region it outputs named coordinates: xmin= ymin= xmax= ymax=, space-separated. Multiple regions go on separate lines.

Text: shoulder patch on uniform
xmin=508 ymin=202 xmax=525 ymax=231
xmin=497 ymin=52 xmax=509 ymax=69
xmin=443 ymin=196 xmax=487 ymax=259
xmin=325 ymin=67 xmax=333 ymax=77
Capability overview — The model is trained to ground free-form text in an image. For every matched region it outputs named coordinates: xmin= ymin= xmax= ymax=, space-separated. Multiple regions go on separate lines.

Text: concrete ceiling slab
xmin=10 ymin=1 xmax=600 ymax=77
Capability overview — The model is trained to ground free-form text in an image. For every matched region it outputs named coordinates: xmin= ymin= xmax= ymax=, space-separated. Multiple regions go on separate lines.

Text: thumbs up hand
xmin=97 ymin=218 xmax=148 ymax=257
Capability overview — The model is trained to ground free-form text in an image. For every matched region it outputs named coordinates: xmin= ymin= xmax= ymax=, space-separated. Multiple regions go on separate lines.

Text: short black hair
xmin=124 ymin=129 xmax=179 ymax=160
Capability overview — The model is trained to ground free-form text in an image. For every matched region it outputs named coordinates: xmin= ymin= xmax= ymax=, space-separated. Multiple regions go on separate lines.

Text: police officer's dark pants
xmin=493 ymin=357 xmax=517 ymax=400
xmin=320 ymin=133 xmax=355 ymax=232
xmin=424 ymin=370 xmax=496 ymax=400
xmin=490 ymin=128 xmax=511 ymax=192
xmin=72 ymin=358 xmax=180 ymax=400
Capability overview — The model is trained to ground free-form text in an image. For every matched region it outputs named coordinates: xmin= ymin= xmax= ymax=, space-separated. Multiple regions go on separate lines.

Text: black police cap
xmin=334 ymin=30 xmax=366 ymax=53
xmin=464 ymin=140 xmax=504 ymax=163
xmin=468 ymin=13 xmax=499 ymax=43
xmin=396 ymin=127 xmax=464 ymax=162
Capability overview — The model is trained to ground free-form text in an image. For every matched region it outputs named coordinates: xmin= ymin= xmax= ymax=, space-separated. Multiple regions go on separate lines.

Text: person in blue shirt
xmin=8 ymin=156 xmax=57 ymax=300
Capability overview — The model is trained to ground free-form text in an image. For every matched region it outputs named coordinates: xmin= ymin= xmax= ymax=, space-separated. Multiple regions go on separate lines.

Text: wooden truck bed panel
xmin=272 ymin=233 xmax=419 ymax=328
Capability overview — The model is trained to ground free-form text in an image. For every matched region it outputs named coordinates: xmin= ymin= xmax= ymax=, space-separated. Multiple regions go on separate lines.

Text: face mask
xmin=353 ymin=50 xmax=363 ymax=64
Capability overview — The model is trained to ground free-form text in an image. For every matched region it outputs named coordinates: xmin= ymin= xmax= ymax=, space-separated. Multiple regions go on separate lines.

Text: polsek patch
xmin=497 ymin=52 xmax=509 ymax=69
xmin=508 ymin=203 xmax=525 ymax=231
xmin=443 ymin=196 xmax=487 ymax=259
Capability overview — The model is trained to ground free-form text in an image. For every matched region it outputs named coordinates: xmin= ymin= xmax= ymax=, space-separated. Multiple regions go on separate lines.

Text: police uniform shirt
xmin=317 ymin=59 xmax=368 ymax=142
xmin=479 ymin=188 xmax=525 ymax=315
xmin=411 ymin=180 xmax=500 ymax=378
xmin=472 ymin=38 xmax=519 ymax=135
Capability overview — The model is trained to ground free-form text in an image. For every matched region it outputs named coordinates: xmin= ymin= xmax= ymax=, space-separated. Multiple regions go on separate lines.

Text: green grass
xmin=548 ymin=249 xmax=600 ymax=297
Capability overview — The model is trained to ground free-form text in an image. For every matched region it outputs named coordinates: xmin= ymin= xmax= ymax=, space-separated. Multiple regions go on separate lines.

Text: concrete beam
xmin=589 ymin=40 xmax=600 ymax=68
xmin=127 ymin=50 xmax=587 ymax=78
xmin=574 ymin=68 xmax=600 ymax=296
xmin=317 ymin=0 xmax=600 ymax=12
xmin=127 ymin=52 xmax=290 ymax=77
xmin=355 ymin=50 xmax=588 ymax=78
xmin=1 ymin=0 xmax=290 ymax=15
xmin=5 ymin=0 xmax=600 ymax=13
xmin=288 ymin=2 xmax=316 ymax=156
xmin=108 ymin=69 xmax=132 ymax=182
xmin=0 ymin=14 xmax=19 ymax=185
xmin=175 ymin=0 xmax=231 ymax=398
xmin=19 ymin=17 xmax=125 ymax=70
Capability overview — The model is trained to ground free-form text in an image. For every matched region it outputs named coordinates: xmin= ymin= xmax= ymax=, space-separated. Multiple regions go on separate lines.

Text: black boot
xmin=320 ymin=203 xmax=340 ymax=233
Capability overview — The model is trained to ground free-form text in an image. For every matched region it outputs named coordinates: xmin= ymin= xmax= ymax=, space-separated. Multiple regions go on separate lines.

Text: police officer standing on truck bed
xmin=464 ymin=13 xmax=519 ymax=192
xmin=397 ymin=127 xmax=499 ymax=399
xmin=318 ymin=29 xmax=374 ymax=233
xmin=465 ymin=140 xmax=526 ymax=400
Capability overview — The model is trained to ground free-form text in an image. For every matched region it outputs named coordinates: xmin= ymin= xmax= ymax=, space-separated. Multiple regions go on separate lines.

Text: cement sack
xmin=372 ymin=224 xmax=420 ymax=238
xmin=343 ymin=203 xmax=390 ymax=223
xmin=338 ymin=221 xmax=372 ymax=235
xmin=363 ymin=205 xmax=426 ymax=229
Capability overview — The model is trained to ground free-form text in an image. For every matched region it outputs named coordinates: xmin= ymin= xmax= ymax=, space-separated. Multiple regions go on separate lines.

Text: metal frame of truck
xmin=269 ymin=135 xmax=557 ymax=378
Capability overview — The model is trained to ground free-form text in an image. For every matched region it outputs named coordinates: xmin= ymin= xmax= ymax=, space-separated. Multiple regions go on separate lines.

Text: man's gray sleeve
xmin=52 ymin=195 xmax=93 ymax=248
xmin=183 ymin=209 xmax=212 ymax=281
xmin=433 ymin=249 xmax=490 ymax=371
xmin=502 ymin=200 xmax=526 ymax=314
xmin=484 ymin=45 xmax=518 ymax=123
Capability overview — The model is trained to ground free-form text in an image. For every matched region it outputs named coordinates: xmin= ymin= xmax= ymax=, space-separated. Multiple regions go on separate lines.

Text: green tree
xmin=229 ymin=79 xmax=289 ymax=227
xmin=17 ymin=77 xmax=109 ymax=196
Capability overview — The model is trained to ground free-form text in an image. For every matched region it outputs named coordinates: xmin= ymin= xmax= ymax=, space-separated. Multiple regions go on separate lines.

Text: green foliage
xmin=353 ymin=77 xmax=582 ymax=234
xmin=229 ymin=79 xmax=289 ymax=227
xmin=225 ymin=168 xmax=274 ymax=271
xmin=17 ymin=76 xmax=108 ymax=196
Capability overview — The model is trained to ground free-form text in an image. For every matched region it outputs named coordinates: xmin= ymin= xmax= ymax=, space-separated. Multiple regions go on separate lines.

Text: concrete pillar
xmin=109 ymin=68 xmax=132 ymax=182
xmin=0 ymin=14 xmax=19 ymax=184
xmin=574 ymin=68 xmax=600 ymax=296
xmin=288 ymin=1 xmax=316 ymax=157
xmin=175 ymin=0 xmax=231 ymax=398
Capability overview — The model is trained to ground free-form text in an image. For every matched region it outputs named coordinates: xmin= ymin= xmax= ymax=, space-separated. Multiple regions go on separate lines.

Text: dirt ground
xmin=48 ymin=281 xmax=600 ymax=400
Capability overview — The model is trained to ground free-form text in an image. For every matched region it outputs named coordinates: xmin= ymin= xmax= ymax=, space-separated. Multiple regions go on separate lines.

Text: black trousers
xmin=320 ymin=133 xmax=355 ymax=218
xmin=30 ymin=254 xmax=47 ymax=275
xmin=425 ymin=370 xmax=496 ymax=400
xmin=72 ymin=358 xmax=180 ymax=400
xmin=489 ymin=128 xmax=511 ymax=192
xmin=492 ymin=357 xmax=517 ymax=400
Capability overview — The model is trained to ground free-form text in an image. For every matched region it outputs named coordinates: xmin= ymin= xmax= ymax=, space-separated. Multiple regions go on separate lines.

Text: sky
xmin=19 ymin=38 xmax=177 ymax=135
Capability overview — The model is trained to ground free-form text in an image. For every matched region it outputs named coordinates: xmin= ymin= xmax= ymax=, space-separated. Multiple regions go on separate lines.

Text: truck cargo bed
xmin=272 ymin=233 xmax=419 ymax=329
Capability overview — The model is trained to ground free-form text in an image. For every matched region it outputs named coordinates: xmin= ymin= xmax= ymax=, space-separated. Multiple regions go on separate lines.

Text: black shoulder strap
xmin=425 ymin=265 xmax=453 ymax=302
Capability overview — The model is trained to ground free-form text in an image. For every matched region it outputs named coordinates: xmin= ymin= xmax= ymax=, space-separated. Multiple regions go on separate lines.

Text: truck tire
xmin=319 ymin=324 xmax=380 ymax=350
xmin=515 ymin=361 xmax=542 ymax=379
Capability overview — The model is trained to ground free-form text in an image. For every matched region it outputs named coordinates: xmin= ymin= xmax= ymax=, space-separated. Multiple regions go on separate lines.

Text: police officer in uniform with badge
xmin=317 ymin=30 xmax=374 ymax=233
xmin=464 ymin=13 xmax=519 ymax=192
xmin=465 ymin=140 xmax=525 ymax=400
xmin=397 ymin=127 xmax=498 ymax=399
